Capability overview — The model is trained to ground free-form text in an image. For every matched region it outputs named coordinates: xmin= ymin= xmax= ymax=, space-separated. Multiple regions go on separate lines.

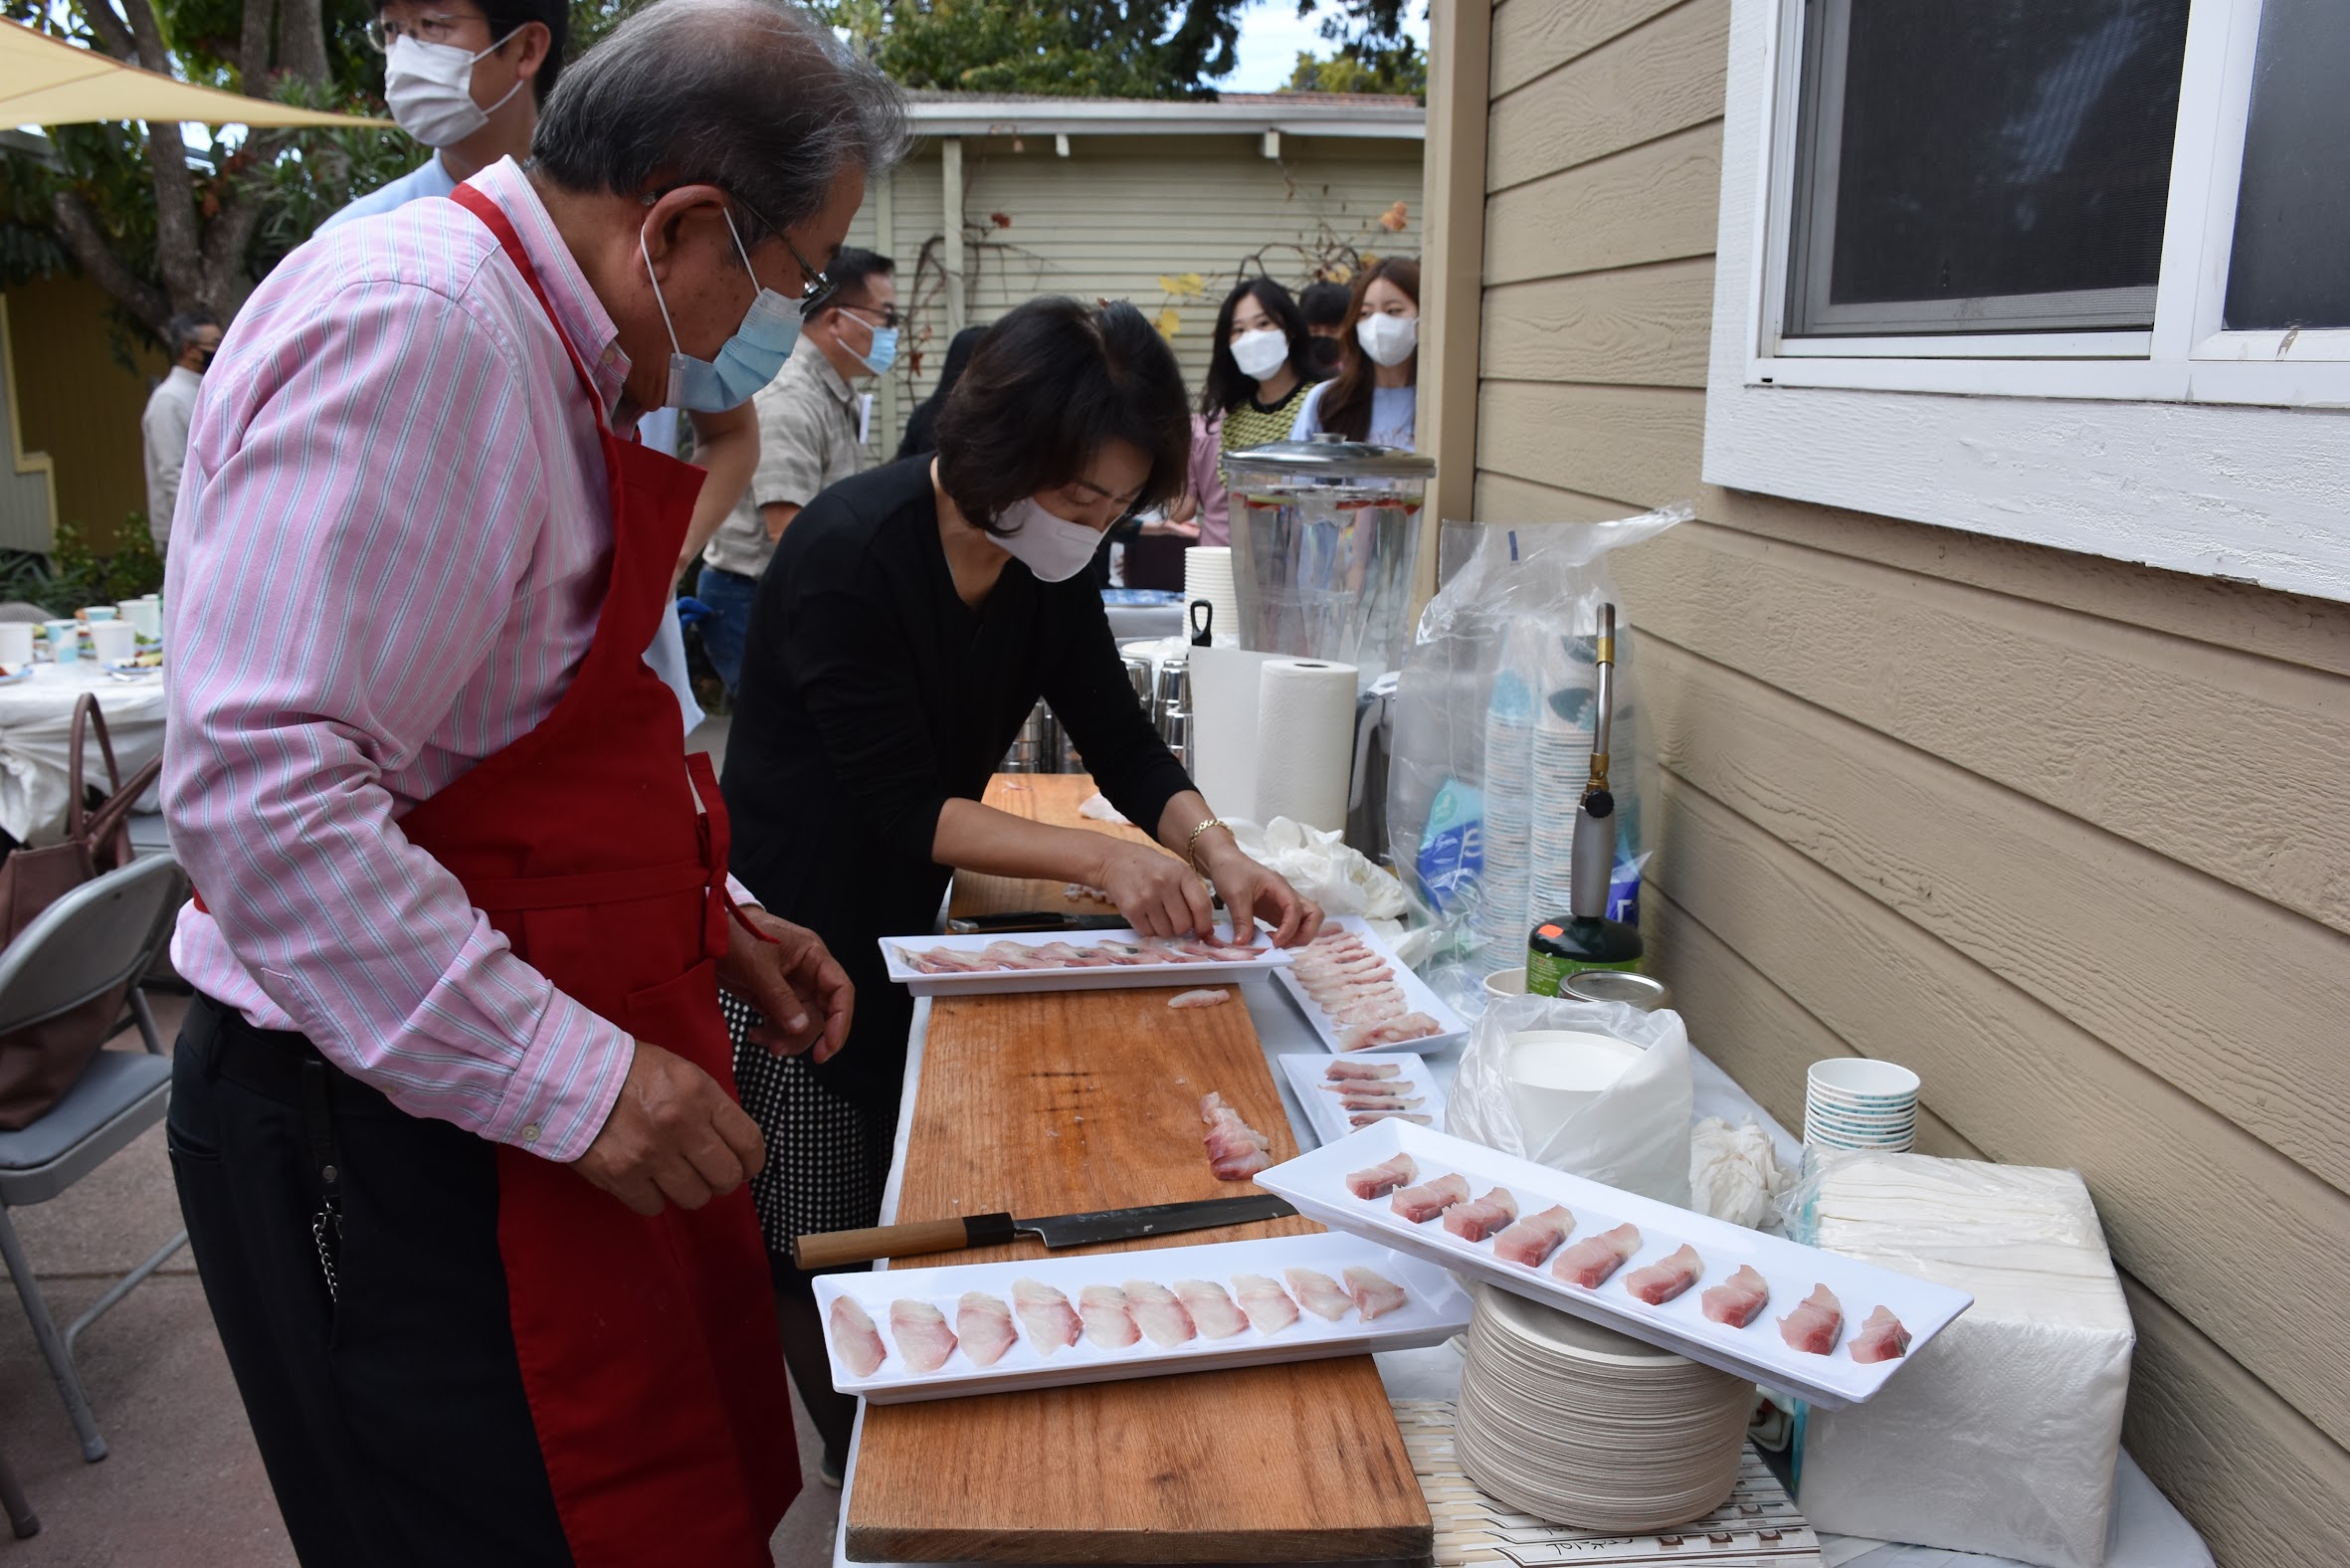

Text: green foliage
xmin=1284 ymin=40 xmax=1425 ymax=98
xmin=816 ymin=0 xmax=1242 ymax=98
xmin=0 ymin=515 xmax=164 ymax=613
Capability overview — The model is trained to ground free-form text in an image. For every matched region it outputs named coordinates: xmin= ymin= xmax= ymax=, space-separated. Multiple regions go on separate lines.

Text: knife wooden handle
xmin=792 ymin=1213 xmax=1020 ymax=1270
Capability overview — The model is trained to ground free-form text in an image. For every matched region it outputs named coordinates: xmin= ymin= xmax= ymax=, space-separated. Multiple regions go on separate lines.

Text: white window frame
xmin=1703 ymin=0 xmax=2350 ymax=603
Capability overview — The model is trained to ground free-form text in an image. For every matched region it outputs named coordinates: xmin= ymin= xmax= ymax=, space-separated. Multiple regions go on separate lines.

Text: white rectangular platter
xmin=1278 ymin=1052 xmax=1447 ymax=1146
xmin=878 ymin=923 xmax=1289 ymax=996
xmin=813 ymin=1231 xmax=1470 ymax=1404
xmin=1273 ymin=915 xmax=1469 ymax=1054
xmin=1254 ymin=1121 xmax=1971 ymax=1410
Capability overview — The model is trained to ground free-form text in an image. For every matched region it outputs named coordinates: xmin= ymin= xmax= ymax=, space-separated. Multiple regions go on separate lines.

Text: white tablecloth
xmin=836 ymin=974 xmax=2212 ymax=1568
xmin=0 ymin=662 xmax=166 ymax=845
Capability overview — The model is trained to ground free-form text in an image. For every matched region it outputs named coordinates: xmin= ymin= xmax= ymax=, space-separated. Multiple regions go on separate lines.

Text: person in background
xmin=1174 ymin=277 xmax=1318 ymax=550
xmin=695 ymin=248 xmax=896 ymax=693
xmin=894 ymin=322 xmax=985 ymax=462
xmin=321 ymin=0 xmax=564 ymax=229
xmin=1290 ymin=256 xmax=1419 ymax=449
xmin=1298 ymin=278 xmax=1351 ymax=377
xmin=161 ymin=1 xmax=897 ymax=1557
xmin=719 ymin=297 xmax=1322 ymax=1481
xmin=141 ymin=310 xmax=222 ymax=554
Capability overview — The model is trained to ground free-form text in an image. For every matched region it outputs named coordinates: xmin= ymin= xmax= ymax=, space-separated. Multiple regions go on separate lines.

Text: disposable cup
xmin=1483 ymin=967 xmax=1528 ymax=1004
xmin=44 ymin=620 xmax=80 ymax=663
xmin=1506 ymin=1029 xmax=1642 ymax=1143
xmin=0 ymin=623 xmax=30 ymax=669
xmin=1807 ymin=1057 xmax=1920 ymax=1108
xmin=80 ymin=605 xmax=117 ymax=622
xmin=89 ymin=622 xmax=135 ymax=663
xmin=1807 ymin=1126 xmax=1916 ymax=1153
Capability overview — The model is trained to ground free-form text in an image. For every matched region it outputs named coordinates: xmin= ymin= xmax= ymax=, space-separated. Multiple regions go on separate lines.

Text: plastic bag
xmin=1224 ymin=815 xmax=1407 ymax=923
xmin=1445 ymin=993 xmax=1692 ymax=1206
xmin=1386 ymin=505 xmax=1686 ymax=988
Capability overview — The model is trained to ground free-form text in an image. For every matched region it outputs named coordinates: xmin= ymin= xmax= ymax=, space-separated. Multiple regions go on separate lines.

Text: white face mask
xmin=990 ymin=496 xmax=1106 ymax=583
xmin=385 ymin=31 xmax=524 ymax=148
xmin=1230 ymin=327 xmax=1289 ymax=382
xmin=1356 ymin=311 xmax=1419 ymax=368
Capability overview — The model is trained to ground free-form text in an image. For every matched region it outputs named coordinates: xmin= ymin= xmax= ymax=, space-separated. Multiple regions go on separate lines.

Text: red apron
xmin=390 ymin=184 xmax=797 ymax=1564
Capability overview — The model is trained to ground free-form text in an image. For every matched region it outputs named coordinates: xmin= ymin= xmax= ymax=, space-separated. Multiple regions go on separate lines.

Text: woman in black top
xmin=720 ymin=297 xmax=1320 ymax=1474
xmin=892 ymin=323 xmax=984 ymax=461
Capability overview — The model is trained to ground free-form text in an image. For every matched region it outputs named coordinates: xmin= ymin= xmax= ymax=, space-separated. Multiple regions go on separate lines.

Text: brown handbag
xmin=0 ymin=693 xmax=165 ymax=1127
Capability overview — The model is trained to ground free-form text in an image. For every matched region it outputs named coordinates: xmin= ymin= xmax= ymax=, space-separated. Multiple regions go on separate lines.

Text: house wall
xmin=845 ymin=132 xmax=1422 ymax=458
xmin=1 ymin=274 xmax=159 ymax=554
xmin=1451 ymin=1 xmax=2350 ymax=1562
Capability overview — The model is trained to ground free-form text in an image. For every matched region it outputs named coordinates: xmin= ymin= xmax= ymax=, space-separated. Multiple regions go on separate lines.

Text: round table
xmin=0 ymin=662 xmax=166 ymax=846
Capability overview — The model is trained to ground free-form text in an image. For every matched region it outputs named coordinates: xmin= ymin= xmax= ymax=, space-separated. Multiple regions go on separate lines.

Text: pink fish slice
xmin=1344 ymin=1266 xmax=1409 ymax=1320
xmin=1390 ymin=1172 xmax=1470 ymax=1224
xmin=1779 ymin=1282 xmax=1845 ymax=1355
xmin=1282 ymin=1268 xmax=1355 ymax=1321
xmin=1442 ymin=1186 xmax=1521 ymax=1243
xmin=1324 ymin=1060 xmax=1403 ymax=1081
xmin=1700 ymin=1265 xmax=1770 ymax=1328
xmin=1174 ymin=1278 xmax=1251 ymax=1338
xmin=1012 ymin=1277 xmax=1081 ymax=1356
xmin=888 ymin=1299 xmax=957 ymax=1373
xmin=829 ymin=1295 xmax=887 ymax=1377
xmin=1492 ymin=1205 xmax=1575 ymax=1270
xmin=1077 ymin=1284 xmax=1141 ymax=1349
xmin=1552 ymin=1223 xmax=1643 ymax=1288
xmin=1233 ymin=1274 xmax=1299 ymax=1334
xmin=1851 ymin=1304 xmax=1911 ymax=1363
xmin=1344 ymin=1152 xmax=1418 ymax=1200
xmin=1121 ymin=1279 xmax=1196 ymax=1347
xmin=1625 ymin=1243 xmax=1704 ymax=1305
xmin=956 ymin=1291 xmax=1018 ymax=1367
xmin=1167 ymin=987 xmax=1232 ymax=1009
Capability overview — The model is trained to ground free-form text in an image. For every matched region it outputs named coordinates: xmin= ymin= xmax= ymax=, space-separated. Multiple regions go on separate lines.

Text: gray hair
xmin=531 ymin=0 xmax=907 ymax=251
xmin=163 ymin=310 xmax=217 ymax=356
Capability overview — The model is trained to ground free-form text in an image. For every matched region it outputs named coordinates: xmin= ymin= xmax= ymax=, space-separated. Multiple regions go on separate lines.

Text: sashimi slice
xmin=1167 ymin=987 xmax=1232 ymax=1009
xmin=1851 ymin=1304 xmax=1912 ymax=1363
xmin=1174 ymin=1278 xmax=1251 ymax=1338
xmin=1337 ymin=1093 xmax=1424 ymax=1111
xmin=1552 ymin=1223 xmax=1643 ymax=1288
xmin=1492 ymin=1205 xmax=1576 ymax=1270
xmin=1077 ymin=1284 xmax=1141 ymax=1349
xmin=1317 ymin=1080 xmax=1419 ymax=1100
xmin=1341 ymin=1013 xmax=1446 ymax=1052
xmin=1442 ymin=1185 xmax=1520 ymax=1243
xmin=980 ymin=940 xmax=1060 ymax=971
xmin=1625 ymin=1243 xmax=1704 ymax=1305
xmin=1327 ymin=992 xmax=1409 ymax=1026
xmin=1351 ymin=1110 xmax=1432 ymax=1126
xmin=956 ymin=1291 xmax=1018 ymax=1367
xmin=1324 ymin=1060 xmax=1403 ymax=1081
xmin=1122 ymin=1279 xmax=1197 ymax=1347
xmin=1282 ymin=1268 xmax=1355 ymax=1321
xmin=1343 ymin=1266 xmax=1409 ymax=1320
xmin=1700 ymin=1265 xmax=1771 ymax=1328
xmin=1012 ymin=1277 xmax=1081 ymax=1356
xmin=829 ymin=1295 xmax=887 ymax=1377
xmin=1199 ymin=1090 xmax=1273 ymax=1181
xmin=1779 ymin=1282 xmax=1845 ymax=1355
xmin=1390 ymin=1172 xmax=1471 ymax=1224
xmin=889 ymin=1299 xmax=957 ymax=1373
xmin=1344 ymin=1152 xmax=1418 ymax=1200
xmin=1233 ymin=1274 xmax=1300 ymax=1334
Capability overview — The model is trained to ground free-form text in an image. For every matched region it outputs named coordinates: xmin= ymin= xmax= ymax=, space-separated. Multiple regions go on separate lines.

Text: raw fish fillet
xmin=980 ymin=940 xmax=1060 ymax=971
xmin=1282 ymin=1268 xmax=1355 ymax=1321
xmin=1350 ymin=1110 xmax=1432 ymax=1127
xmin=1552 ymin=1223 xmax=1643 ymax=1288
xmin=1324 ymin=1060 xmax=1403 ymax=1081
xmin=1198 ymin=1090 xmax=1273 ymax=1181
xmin=1233 ymin=1274 xmax=1300 ymax=1334
xmin=1779 ymin=1282 xmax=1845 ymax=1355
xmin=1174 ymin=1278 xmax=1251 ymax=1338
xmin=830 ymin=1295 xmax=887 ymax=1377
xmin=1442 ymin=1186 xmax=1521 ymax=1243
xmin=1341 ymin=1013 xmax=1446 ymax=1052
xmin=1492 ymin=1205 xmax=1575 ymax=1269
xmin=1344 ymin=1152 xmax=1418 ymax=1200
xmin=1337 ymin=1093 xmax=1424 ymax=1111
xmin=898 ymin=945 xmax=991 ymax=974
xmin=1700 ymin=1265 xmax=1770 ymax=1328
xmin=1318 ymin=1080 xmax=1417 ymax=1099
xmin=1343 ymin=1266 xmax=1409 ymax=1320
xmin=1390 ymin=1172 xmax=1471 ymax=1224
xmin=1012 ymin=1277 xmax=1081 ymax=1356
xmin=1851 ymin=1304 xmax=1911 ymax=1363
xmin=1167 ymin=987 xmax=1232 ymax=1009
xmin=1033 ymin=940 xmax=1115 ymax=968
xmin=889 ymin=1299 xmax=957 ymax=1373
xmin=1328 ymin=992 xmax=1408 ymax=1026
xmin=1077 ymin=1284 xmax=1141 ymax=1349
xmin=1625 ymin=1243 xmax=1704 ymax=1305
xmin=1121 ymin=1279 xmax=1196 ymax=1346
xmin=956 ymin=1291 xmax=1018 ymax=1367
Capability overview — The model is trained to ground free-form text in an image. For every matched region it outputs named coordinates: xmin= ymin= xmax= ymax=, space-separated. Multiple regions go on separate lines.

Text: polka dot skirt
xmin=721 ymin=989 xmax=893 ymax=1257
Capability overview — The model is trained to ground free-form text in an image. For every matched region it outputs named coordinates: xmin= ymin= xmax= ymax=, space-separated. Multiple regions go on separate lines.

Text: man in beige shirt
xmin=693 ymin=247 xmax=895 ymax=691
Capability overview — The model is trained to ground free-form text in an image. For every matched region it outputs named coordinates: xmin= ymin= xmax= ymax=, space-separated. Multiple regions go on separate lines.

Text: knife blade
xmin=791 ymin=1193 xmax=1296 ymax=1270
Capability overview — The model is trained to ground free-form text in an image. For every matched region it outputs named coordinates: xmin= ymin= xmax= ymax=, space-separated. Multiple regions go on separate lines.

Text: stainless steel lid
xmin=1563 ymin=970 xmax=1672 ymax=1012
xmin=1222 ymin=434 xmax=1437 ymax=483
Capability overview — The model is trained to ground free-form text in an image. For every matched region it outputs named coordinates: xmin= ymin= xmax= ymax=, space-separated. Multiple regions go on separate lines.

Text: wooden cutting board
xmin=947 ymin=773 xmax=1157 ymax=920
xmin=845 ymin=776 xmax=1432 ymax=1564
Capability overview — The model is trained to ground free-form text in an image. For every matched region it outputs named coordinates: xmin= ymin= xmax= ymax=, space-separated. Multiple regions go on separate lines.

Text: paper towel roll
xmin=1188 ymin=646 xmax=1279 ymax=822
xmin=1253 ymin=659 xmax=1358 ymax=833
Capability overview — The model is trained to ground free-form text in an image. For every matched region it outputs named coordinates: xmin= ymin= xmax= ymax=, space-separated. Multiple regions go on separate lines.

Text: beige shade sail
xmin=2 ymin=19 xmax=389 ymax=127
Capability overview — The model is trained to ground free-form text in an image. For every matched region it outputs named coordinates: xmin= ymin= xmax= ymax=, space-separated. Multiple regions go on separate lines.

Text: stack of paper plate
xmin=1454 ymin=1283 xmax=1752 ymax=1532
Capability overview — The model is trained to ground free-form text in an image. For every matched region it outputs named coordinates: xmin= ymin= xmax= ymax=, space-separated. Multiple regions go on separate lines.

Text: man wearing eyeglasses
xmin=160 ymin=3 xmax=905 ymax=1563
xmin=693 ymin=247 xmax=897 ymax=692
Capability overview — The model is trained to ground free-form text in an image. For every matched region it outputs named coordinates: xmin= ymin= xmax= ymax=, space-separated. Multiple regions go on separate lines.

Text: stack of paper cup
xmin=1477 ymin=662 xmax=1535 ymax=945
xmin=1804 ymin=1058 xmax=1920 ymax=1153
xmin=1183 ymin=547 xmax=1240 ymax=649
xmin=1529 ymin=632 xmax=1598 ymax=917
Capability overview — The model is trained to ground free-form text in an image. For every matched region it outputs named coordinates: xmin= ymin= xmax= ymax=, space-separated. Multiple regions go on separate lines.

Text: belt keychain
xmin=299 ymin=1058 xmax=343 ymax=1302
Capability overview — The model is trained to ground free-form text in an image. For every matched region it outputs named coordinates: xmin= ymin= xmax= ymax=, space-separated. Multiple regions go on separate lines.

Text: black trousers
xmin=168 ymin=993 xmax=574 ymax=1568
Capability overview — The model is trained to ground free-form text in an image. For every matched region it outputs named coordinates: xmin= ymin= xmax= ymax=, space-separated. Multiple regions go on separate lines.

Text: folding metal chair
xmin=0 ymin=855 xmax=190 ymax=1463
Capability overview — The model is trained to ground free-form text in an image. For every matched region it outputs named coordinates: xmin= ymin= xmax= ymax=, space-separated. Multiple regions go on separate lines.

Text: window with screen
xmin=2223 ymin=0 xmax=2350 ymax=332
xmin=1787 ymin=0 xmax=2193 ymax=338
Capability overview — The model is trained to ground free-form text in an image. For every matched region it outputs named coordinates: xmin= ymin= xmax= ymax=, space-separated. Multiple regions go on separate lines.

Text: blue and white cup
xmin=44 ymin=620 xmax=81 ymax=663
xmin=1805 ymin=1057 xmax=1920 ymax=1153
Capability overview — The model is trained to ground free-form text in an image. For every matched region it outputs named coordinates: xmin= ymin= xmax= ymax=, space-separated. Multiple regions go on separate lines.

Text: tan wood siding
xmin=1466 ymin=0 xmax=2350 ymax=1556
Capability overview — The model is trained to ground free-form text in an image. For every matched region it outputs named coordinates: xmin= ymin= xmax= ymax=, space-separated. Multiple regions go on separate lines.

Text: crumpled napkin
xmin=1689 ymin=1115 xmax=1795 ymax=1229
xmin=1226 ymin=815 xmax=1406 ymax=923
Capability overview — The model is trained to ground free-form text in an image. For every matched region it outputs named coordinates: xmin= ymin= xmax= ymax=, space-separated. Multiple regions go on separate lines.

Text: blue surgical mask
xmin=641 ymin=210 xmax=801 ymax=412
xmin=857 ymin=324 xmax=898 ymax=376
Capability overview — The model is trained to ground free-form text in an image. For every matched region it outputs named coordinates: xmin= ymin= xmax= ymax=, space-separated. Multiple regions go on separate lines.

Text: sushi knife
xmin=942 ymin=911 xmax=1133 ymax=934
xmin=791 ymin=1194 xmax=1297 ymax=1269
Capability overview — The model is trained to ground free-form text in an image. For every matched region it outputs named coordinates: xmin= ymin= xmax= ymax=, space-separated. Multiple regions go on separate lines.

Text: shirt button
xmin=520 ymin=1122 xmax=541 ymax=1144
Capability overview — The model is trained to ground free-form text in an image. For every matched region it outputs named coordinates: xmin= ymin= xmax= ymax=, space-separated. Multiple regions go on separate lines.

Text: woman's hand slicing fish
xmin=716 ymin=295 xmax=1320 ymax=1480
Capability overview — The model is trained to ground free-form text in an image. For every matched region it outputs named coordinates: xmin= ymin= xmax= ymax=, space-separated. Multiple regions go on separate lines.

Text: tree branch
xmin=105 ymin=0 xmax=174 ymax=74
xmin=238 ymin=0 xmax=279 ymax=87
xmin=276 ymin=0 xmax=329 ymax=87
xmin=49 ymin=190 xmax=170 ymax=331
xmin=75 ymin=0 xmax=135 ymax=61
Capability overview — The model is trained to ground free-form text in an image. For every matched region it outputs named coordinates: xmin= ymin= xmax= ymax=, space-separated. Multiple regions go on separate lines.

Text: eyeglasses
xmin=361 ymin=11 xmax=488 ymax=51
xmin=836 ymin=301 xmax=900 ymax=330
xmin=648 ymin=187 xmax=837 ymax=319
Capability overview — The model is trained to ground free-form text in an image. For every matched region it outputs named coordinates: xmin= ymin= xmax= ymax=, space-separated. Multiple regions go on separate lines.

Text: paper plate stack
xmin=1453 ymin=1283 xmax=1753 ymax=1532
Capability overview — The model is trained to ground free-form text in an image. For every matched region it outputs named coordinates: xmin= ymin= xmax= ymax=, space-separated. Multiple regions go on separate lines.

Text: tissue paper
xmin=1253 ymin=658 xmax=1358 ymax=833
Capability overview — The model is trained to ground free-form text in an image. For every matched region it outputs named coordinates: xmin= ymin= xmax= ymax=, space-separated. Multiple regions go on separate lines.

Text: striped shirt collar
xmin=469 ymin=156 xmax=632 ymax=415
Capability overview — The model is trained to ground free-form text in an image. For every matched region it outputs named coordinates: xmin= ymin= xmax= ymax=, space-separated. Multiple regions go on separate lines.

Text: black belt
xmin=197 ymin=992 xmax=400 ymax=1119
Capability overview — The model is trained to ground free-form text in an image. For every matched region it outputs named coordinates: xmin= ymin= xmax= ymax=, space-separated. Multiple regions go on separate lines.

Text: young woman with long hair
xmin=1288 ymin=256 xmax=1420 ymax=448
xmin=1173 ymin=276 xmax=1320 ymax=547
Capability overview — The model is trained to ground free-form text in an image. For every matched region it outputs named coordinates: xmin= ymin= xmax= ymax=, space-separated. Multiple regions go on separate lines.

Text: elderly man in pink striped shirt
xmin=158 ymin=3 xmax=905 ymax=1562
